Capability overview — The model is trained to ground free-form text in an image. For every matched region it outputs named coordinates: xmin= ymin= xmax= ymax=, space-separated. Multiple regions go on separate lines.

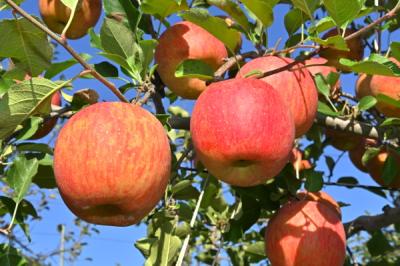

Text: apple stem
xmin=176 ymin=175 xmax=210 ymax=266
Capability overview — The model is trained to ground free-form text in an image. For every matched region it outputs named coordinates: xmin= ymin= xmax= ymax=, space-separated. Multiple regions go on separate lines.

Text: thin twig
xmin=5 ymin=0 xmax=129 ymax=103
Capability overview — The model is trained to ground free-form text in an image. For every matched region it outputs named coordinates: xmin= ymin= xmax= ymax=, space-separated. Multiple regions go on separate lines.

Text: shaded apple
xmin=191 ymin=78 xmax=295 ymax=187
xmin=319 ymin=28 xmax=364 ymax=72
xmin=236 ymin=56 xmax=318 ymax=137
xmin=325 ymin=128 xmax=362 ymax=151
xmin=265 ymin=200 xmax=346 ymax=266
xmin=39 ymin=0 xmax=102 ymax=40
xmin=30 ymin=91 xmax=62 ymax=139
xmin=356 ymin=58 xmax=400 ymax=117
xmin=54 ymin=102 xmax=171 ymax=226
xmin=155 ymin=21 xmax=228 ymax=99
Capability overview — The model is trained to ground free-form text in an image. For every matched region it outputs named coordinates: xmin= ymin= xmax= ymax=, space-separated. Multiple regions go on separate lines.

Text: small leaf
xmin=241 ymin=0 xmax=279 ymax=27
xmin=339 ymin=54 xmax=400 ymax=76
xmin=141 ymin=0 xmax=188 ymax=18
xmin=357 ymin=96 xmax=377 ymax=111
xmin=391 ymin=42 xmax=400 ymax=62
xmin=362 ymin=147 xmax=381 ymax=167
xmin=337 ymin=176 xmax=359 ymax=186
xmin=367 ymin=230 xmax=393 ymax=256
xmin=291 ymin=0 xmax=319 ymax=19
xmin=322 ymin=0 xmax=361 ymax=26
xmin=318 ymin=102 xmax=339 ymax=116
xmin=380 ymin=117 xmax=400 ymax=127
xmin=314 ymin=73 xmax=330 ymax=97
xmin=381 ymin=154 xmax=399 ymax=185
xmin=305 ymin=171 xmax=323 ymax=192
xmin=175 ymin=59 xmax=214 ymax=80
xmin=6 ymin=155 xmax=38 ymax=203
xmin=284 ymin=8 xmax=305 ymax=35
xmin=376 ymin=94 xmax=400 ymax=109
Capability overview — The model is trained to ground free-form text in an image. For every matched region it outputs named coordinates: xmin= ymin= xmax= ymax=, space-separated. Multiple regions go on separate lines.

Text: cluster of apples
xmin=37 ymin=2 xmax=350 ymax=263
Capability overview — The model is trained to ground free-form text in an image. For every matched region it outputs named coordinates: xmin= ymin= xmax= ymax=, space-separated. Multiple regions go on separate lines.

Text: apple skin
xmin=54 ymin=102 xmax=171 ymax=226
xmin=191 ymin=78 xmax=295 ymax=187
xmin=30 ymin=91 xmax=62 ymax=139
xmin=39 ymin=0 xmax=102 ymax=40
xmin=356 ymin=58 xmax=400 ymax=117
xmin=319 ymin=28 xmax=364 ymax=72
xmin=236 ymin=56 xmax=318 ymax=137
xmin=265 ymin=200 xmax=346 ymax=266
xmin=155 ymin=21 xmax=228 ymax=99
xmin=304 ymin=57 xmax=340 ymax=94
xmin=296 ymin=191 xmax=341 ymax=219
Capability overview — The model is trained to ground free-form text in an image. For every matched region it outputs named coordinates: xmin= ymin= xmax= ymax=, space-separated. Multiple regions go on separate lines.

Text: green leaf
xmin=308 ymin=16 xmax=336 ymax=34
xmin=206 ymin=0 xmax=251 ymax=32
xmin=337 ymin=176 xmax=359 ymax=186
xmin=175 ymin=59 xmax=214 ymax=80
xmin=0 ymin=18 xmax=53 ymax=77
xmin=104 ymin=0 xmax=143 ymax=33
xmin=15 ymin=117 xmax=44 ymax=141
xmin=135 ymin=238 xmax=157 ymax=258
xmin=241 ymin=0 xmax=279 ymax=27
xmin=6 ymin=155 xmax=38 ymax=203
xmin=0 ymin=244 xmax=28 ymax=266
xmin=317 ymin=102 xmax=339 ymax=116
xmin=380 ymin=117 xmax=400 ymax=127
xmin=322 ymin=0 xmax=361 ymax=26
xmin=391 ymin=42 xmax=400 ymax=62
xmin=381 ymin=154 xmax=400 ymax=185
xmin=367 ymin=230 xmax=393 ymax=256
xmin=339 ymin=54 xmax=400 ymax=76
xmin=284 ymin=8 xmax=305 ymax=35
xmin=145 ymin=220 xmax=182 ymax=266
xmin=141 ymin=0 xmax=189 ymax=18
xmin=305 ymin=171 xmax=323 ymax=192
xmin=139 ymin=39 xmax=158 ymax=78
xmin=291 ymin=0 xmax=319 ymax=19
xmin=60 ymin=0 xmax=78 ymax=9
xmin=32 ymin=154 xmax=56 ymax=189
xmin=357 ymin=96 xmax=377 ymax=111
xmin=180 ymin=8 xmax=242 ymax=52
xmin=376 ymin=94 xmax=400 ymax=109
xmin=16 ymin=143 xmax=53 ymax=155
xmin=243 ymin=241 xmax=266 ymax=257
xmin=94 ymin=61 xmax=119 ymax=77
xmin=362 ymin=147 xmax=381 ymax=167
xmin=312 ymin=34 xmax=349 ymax=51
xmin=0 ymin=78 xmax=66 ymax=140
xmin=101 ymin=18 xmax=137 ymax=60
xmin=314 ymin=73 xmax=330 ymax=98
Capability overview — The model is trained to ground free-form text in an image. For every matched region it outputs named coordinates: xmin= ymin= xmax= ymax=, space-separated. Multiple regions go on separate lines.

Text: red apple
xmin=356 ymin=58 xmax=400 ymax=117
xmin=191 ymin=78 xmax=295 ymax=187
xmin=236 ymin=56 xmax=318 ymax=137
xmin=30 ymin=91 xmax=62 ymax=139
xmin=54 ymin=102 xmax=171 ymax=226
xmin=319 ymin=28 xmax=364 ymax=72
xmin=265 ymin=200 xmax=346 ymax=266
xmin=155 ymin=21 xmax=228 ymax=99
xmin=39 ymin=0 xmax=102 ymax=40
xmin=304 ymin=57 xmax=340 ymax=95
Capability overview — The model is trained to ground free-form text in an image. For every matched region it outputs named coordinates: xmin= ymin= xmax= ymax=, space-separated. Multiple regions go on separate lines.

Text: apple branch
xmin=344 ymin=204 xmax=400 ymax=238
xmin=4 ymin=0 xmax=129 ymax=103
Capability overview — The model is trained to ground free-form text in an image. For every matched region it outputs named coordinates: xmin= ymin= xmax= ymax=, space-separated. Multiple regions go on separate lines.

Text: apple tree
xmin=0 ymin=0 xmax=400 ymax=265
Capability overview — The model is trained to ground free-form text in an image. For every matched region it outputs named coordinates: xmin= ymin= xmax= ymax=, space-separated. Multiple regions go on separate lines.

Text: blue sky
xmin=0 ymin=1 xmax=395 ymax=265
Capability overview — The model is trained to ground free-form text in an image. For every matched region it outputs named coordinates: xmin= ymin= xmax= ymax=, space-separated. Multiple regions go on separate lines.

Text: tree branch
xmin=5 ymin=0 xmax=129 ymax=103
xmin=345 ymin=205 xmax=400 ymax=238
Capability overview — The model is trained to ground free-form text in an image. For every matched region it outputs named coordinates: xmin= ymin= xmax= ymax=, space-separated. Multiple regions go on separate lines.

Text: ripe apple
xmin=304 ymin=57 xmax=340 ymax=95
xmin=39 ymin=0 xmax=102 ymax=40
xmin=191 ymin=78 xmax=295 ymax=187
xmin=155 ymin=21 xmax=228 ymax=99
xmin=325 ymin=129 xmax=362 ymax=151
xmin=289 ymin=148 xmax=312 ymax=172
xmin=296 ymin=191 xmax=341 ymax=218
xmin=319 ymin=28 xmax=364 ymax=72
xmin=356 ymin=58 xmax=400 ymax=117
xmin=54 ymin=102 xmax=171 ymax=226
xmin=30 ymin=91 xmax=62 ymax=139
xmin=265 ymin=199 xmax=346 ymax=266
xmin=236 ymin=56 xmax=318 ymax=137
